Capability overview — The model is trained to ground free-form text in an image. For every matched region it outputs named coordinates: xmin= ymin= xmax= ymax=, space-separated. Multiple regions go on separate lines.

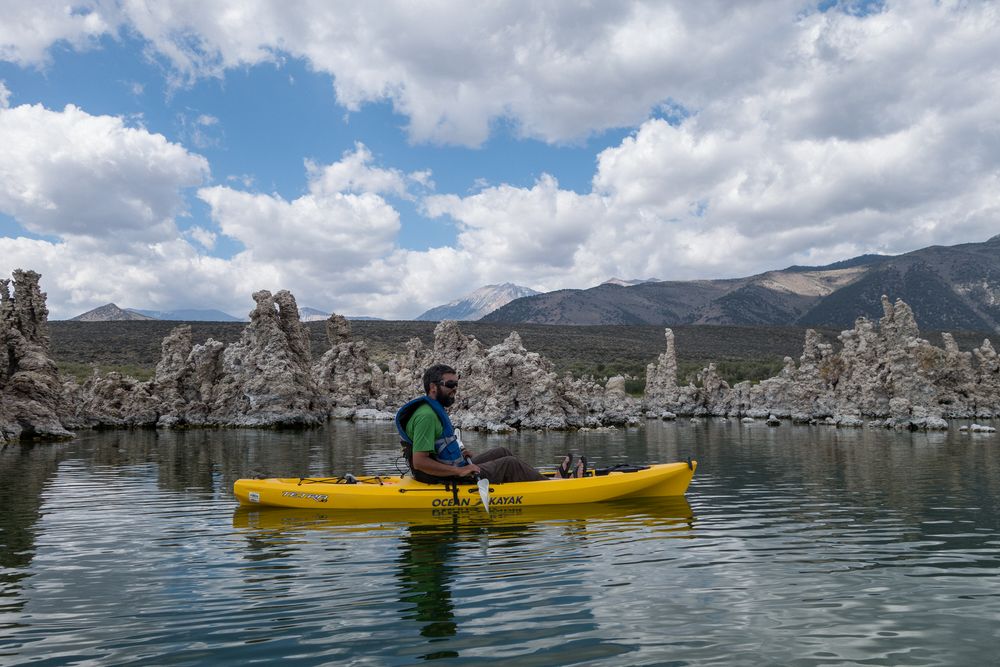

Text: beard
xmin=438 ymin=393 xmax=455 ymax=408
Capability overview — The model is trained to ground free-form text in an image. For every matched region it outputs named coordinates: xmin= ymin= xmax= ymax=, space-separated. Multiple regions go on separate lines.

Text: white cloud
xmin=413 ymin=1 xmax=1000 ymax=288
xmin=4 ymin=2 xmax=999 ymax=150
xmin=305 ymin=143 xmax=413 ymax=198
xmin=0 ymin=235 xmax=247 ymax=319
xmin=0 ymin=103 xmax=209 ymax=243
xmin=420 ymin=96 xmax=1000 ymax=289
xmin=227 ymin=173 xmax=255 ymax=188
xmin=198 ymin=185 xmax=400 ymax=267
xmin=0 ymin=80 xmax=10 ymax=108
xmin=0 ymin=1 xmax=803 ymax=145
xmin=3 ymin=2 xmax=1000 ymax=320
xmin=0 ymin=0 xmax=114 ymax=66
xmin=0 ymin=127 xmax=418 ymax=319
xmin=187 ymin=225 xmax=216 ymax=250
xmin=0 ymin=103 xmax=242 ymax=319
xmin=424 ymin=175 xmax=607 ymax=287
xmin=199 ymin=146 xmax=410 ymax=267
xmin=177 ymin=109 xmax=222 ymax=149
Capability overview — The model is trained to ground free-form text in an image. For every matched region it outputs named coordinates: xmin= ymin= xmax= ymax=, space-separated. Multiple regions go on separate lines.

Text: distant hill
xmin=299 ymin=307 xmax=331 ymax=322
xmin=783 ymin=254 xmax=890 ymax=273
xmin=797 ymin=236 xmax=1000 ymax=331
xmin=483 ymin=235 xmax=1000 ymax=333
xmin=416 ymin=283 xmax=539 ymax=321
xmin=299 ymin=308 xmax=382 ymax=321
xmin=70 ymin=303 xmax=157 ymax=322
xmin=128 ymin=308 xmax=241 ymax=322
xmin=72 ymin=305 xmax=240 ymax=322
xmin=601 ymin=277 xmax=661 ymax=287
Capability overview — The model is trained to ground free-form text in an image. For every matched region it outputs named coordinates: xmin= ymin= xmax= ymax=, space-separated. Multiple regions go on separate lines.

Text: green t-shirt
xmin=405 ymin=403 xmax=443 ymax=454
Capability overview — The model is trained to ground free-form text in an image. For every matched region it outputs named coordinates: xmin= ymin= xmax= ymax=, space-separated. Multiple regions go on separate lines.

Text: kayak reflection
xmin=231 ymin=496 xmax=695 ymax=531
xmin=233 ymin=497 xmax=694 ymax=660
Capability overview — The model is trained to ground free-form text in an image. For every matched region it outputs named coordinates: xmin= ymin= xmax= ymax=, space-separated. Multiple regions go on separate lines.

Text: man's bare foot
xmin=558 ymin=453 xmax=573 ymax=478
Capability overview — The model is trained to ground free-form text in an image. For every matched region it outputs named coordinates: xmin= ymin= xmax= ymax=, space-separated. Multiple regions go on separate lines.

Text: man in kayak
xmin=396 ymin=364 xmax=583 ymax=484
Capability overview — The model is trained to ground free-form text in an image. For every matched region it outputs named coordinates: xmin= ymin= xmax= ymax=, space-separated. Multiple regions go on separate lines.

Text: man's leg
xmin=470 ymin=447 xmax=514 ymax=465
xmin=477 ymin=456 xmax=548 ymax=483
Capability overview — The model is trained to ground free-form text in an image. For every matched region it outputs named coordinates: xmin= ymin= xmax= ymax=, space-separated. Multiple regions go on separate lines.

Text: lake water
xmin=2 ymin=419 xmax=999 ymax=666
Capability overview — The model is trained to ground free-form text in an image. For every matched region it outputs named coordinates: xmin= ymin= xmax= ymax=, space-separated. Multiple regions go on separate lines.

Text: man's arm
xmin=413 ymin=451 xmax=480 ymax=477
xmin=408 ymin=408 xmax=480 ymax=477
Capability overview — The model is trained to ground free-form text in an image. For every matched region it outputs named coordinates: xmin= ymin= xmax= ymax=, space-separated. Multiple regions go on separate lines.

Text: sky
xmin=1 ymin=1 xmax=999 ymax=320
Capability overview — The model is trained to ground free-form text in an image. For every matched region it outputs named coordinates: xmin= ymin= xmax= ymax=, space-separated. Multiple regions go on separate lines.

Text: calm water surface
xmin=1 ymin=420 xmax=999 ymax=665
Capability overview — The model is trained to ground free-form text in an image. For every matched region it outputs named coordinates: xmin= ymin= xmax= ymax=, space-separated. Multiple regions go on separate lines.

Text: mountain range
xmin=415 ymin=283 xmax=540 ymax=321
xmin=69 ymin=304 xmax=159 ymax=322
xmin=129 ymin=308 xmax=242 ymax=322
xmin=482 ymin=235 xmax=1000 ymax=333
xmin=63 ymin=236 xmax=1000 ymax=330
xmin=68 ymin=304 xmax=381 ymax=322
xmin=600 ymin=277 xmax=661 ymax=287
xmin=70 ymin=304 xmax=241 ymax=322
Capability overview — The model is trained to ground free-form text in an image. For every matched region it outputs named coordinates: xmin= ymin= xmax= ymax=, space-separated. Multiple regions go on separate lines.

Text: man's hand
xmin=459 ymin=462 xmax=481 ymax=476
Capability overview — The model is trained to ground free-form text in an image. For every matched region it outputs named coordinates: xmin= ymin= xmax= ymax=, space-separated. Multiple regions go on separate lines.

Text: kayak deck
xmin=234 ymin=461 xmax=696 ymax=510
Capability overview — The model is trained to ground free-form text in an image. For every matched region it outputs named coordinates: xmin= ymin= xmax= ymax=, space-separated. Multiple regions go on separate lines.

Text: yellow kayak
xmin=233 ymin=461 xmax=696 ymax=511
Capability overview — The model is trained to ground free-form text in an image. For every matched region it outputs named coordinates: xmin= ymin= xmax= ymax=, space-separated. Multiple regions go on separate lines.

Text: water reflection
xmin=3 ymin=419 xmax=1000 ymax=664
xmin=399 ymin=518 xmax=463 ymax=660
xmin=232 ymin=498 xmax=695 ymax=661
xmin=0 ymin=442 xmax=70 ymax=639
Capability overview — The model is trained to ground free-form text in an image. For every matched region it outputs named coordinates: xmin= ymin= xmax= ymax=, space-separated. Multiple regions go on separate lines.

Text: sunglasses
xmin=437 ymin=380 xmax=459 ymax=389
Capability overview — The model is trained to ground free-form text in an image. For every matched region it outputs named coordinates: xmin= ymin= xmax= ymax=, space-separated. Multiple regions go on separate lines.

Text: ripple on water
xmin=3 ymin=423 xmax=1000 ymax=665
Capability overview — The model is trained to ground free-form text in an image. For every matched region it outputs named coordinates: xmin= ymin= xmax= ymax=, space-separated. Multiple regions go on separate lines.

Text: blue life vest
xmin=395 ymin=396 xmax=467 ymax=468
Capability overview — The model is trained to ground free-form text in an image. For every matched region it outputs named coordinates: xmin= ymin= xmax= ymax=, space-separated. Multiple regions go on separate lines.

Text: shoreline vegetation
xmin=48 ymin=320 xmax=992 ymax=392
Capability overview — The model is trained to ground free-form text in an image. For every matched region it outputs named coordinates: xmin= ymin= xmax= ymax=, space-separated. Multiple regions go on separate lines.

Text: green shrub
xmin=623 ymin=377 xmax=646 ymax=396
xmin=57 ymin=361 xmax=155 ymax=383
xmin=677 ymin=359 xmax=786 ymax=387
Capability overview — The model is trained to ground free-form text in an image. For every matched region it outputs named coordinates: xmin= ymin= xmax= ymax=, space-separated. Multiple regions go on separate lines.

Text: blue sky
xmin=1 ymin=1 xmax=999 ymax=319
xmin=1 ymin=33 xmax=617 ymax=252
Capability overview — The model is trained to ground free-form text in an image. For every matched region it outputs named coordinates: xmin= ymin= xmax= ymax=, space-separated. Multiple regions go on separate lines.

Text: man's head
xmin=423 ymin=363 xmax=458 ymax=407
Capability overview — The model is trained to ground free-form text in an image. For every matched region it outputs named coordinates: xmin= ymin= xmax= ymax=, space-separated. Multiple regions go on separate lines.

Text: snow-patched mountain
xmin=415 ymin=283 xmax=540 ymax=321
xmin=70 ymin=304 xmax=157 ymax=321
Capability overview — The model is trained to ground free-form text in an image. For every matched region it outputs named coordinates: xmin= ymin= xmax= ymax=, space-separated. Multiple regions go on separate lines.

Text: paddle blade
xmin=477 ymin=478 xmax=491 ymax=514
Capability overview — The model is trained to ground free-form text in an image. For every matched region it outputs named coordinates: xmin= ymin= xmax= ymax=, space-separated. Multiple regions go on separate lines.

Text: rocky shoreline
xmin=644 ymin=296 xmax=1000 ymax=430
xmin=2 ymin=269 xmax=998 ymax=444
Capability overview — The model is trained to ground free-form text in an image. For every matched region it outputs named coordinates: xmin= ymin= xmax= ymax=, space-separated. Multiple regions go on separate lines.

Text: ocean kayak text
xmin=431 ymin=495 xmax=524 ymax=507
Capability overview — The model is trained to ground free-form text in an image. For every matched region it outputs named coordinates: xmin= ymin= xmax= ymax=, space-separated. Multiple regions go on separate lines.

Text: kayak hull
xmin=232 ymin=496 xmax=695 ymax=529
xmin=233 ymin=461 xmax=696 ymax=511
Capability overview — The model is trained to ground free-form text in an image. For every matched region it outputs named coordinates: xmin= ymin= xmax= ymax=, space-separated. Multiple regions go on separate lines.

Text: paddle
xmin=477 ymin=477 xmax=491 ymax=515
xmin=457 ymin=427 xmax=490 ymax=515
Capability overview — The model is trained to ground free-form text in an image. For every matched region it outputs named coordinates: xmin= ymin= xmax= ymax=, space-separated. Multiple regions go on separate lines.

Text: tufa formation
xmin=644 ymin=296 xmax=1000 ymax=427
xmin=1 ymin=271 xmax=73 ymax=444
xmin=2 ymin=269 xmax=998 ymax=443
